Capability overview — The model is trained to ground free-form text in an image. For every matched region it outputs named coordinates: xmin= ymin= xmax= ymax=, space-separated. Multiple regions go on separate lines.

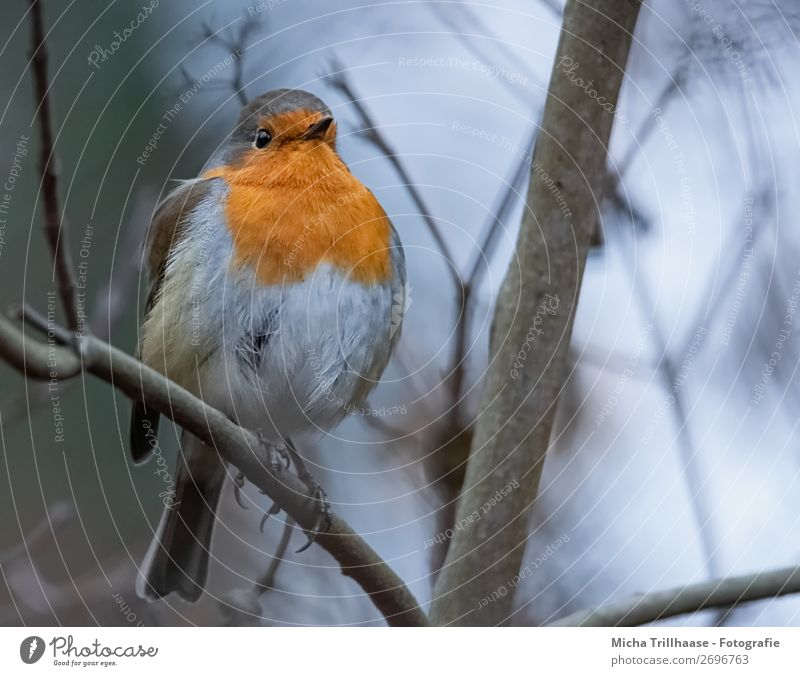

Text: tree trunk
xmin=429 ymin=0 xmax=642 ymax=626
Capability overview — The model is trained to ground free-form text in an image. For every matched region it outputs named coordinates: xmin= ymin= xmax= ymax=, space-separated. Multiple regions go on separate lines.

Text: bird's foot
xmin=266 ymin=441 xmax=291 ymax=476
xmin=257 ymin=437 xmax=292 ymax=529
xmin=284 ymin=438 xmax=332 ymax=553
xmin=294 ymin=478 xmax=332 ymax=553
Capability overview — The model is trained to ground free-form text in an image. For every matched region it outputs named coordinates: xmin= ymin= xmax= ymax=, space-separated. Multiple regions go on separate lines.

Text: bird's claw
xmin=233 ymin=471 xmax=248 ymax=510
xmin=255 ymin=437 xmax=331 ymax=550
xmin=280 ymin=437 xmax=332 ymax=553
xmin=259 ymin=502 xmax=282 ymax=533
xmin=295 ymin=480 xmax=332 ymax=553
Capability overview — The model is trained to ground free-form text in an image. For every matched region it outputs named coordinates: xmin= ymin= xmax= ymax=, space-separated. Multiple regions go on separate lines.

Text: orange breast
xmin=204 ymin=145 xmax=392 ymax=286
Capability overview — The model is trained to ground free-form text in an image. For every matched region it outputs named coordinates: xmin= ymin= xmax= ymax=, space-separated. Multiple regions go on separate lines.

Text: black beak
xmin=302 ymin=115 xmax=334 ymax=141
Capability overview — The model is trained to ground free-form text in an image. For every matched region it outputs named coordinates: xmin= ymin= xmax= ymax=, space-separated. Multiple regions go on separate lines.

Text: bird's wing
xmin=129 ymin=177 xmax=219 ymax=464
xmin=145 ymin=177 xmax=218 ymax=309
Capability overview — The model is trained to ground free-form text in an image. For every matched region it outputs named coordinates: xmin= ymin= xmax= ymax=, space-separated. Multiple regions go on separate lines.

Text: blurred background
xmin=1 ymin=0 xmax=799 ymax=626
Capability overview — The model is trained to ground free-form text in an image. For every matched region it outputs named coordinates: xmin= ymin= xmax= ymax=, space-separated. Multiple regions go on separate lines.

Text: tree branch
xmin=548 ymin=565 xmax=800 ymax=627
xmin=0 ymin=312 xmax=428 ymax=627
xmin=28 ymin=0 xmax=79 ymax=331
xmin=429 ymin=0 xmax=642 ymax=626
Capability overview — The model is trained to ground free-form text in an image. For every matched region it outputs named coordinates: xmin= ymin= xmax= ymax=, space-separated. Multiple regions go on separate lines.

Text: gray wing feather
xmin=129 ymin=177 xmax=219 ymax=463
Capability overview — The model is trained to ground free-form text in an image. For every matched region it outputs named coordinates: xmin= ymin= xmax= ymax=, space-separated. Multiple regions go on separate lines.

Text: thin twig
xmin=11 ymin=302 xmax=71 ymax=344
xmin=548 ymin=565 xmax=800 ymax=626
xmin=28 ymin=0 xmax=79 ymax=330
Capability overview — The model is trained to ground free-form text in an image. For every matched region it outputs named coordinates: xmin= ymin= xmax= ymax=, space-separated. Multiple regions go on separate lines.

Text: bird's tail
xmin=137 ymin=434 xmax=226 ymax=603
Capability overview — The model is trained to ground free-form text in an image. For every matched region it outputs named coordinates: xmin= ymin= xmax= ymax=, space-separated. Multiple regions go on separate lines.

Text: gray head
xmin=220 ymin=88 xmax=336 ymax=165
xmin=238 ymin=88 xmax=331 ymax=124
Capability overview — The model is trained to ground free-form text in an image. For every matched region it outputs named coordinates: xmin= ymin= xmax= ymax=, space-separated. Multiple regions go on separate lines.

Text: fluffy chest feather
xmin=203 ymin=147 xmax=393 ymax=286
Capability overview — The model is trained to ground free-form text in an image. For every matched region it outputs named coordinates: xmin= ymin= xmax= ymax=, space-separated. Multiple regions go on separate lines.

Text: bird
xmin=130 ymin=88 xmax=406 ymax=603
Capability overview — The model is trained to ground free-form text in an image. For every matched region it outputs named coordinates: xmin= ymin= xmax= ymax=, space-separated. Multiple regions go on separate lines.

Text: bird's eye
xmin=254 ymin=129 xmax=271 ymax=149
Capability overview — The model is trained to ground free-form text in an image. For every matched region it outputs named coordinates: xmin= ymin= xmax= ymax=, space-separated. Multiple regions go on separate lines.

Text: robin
xmin=130 ymin=89 xmax=406 ymax=602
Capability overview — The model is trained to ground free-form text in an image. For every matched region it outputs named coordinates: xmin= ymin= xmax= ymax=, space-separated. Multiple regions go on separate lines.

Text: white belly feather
xmin=142 ymin=218 xmax=399 ymax=442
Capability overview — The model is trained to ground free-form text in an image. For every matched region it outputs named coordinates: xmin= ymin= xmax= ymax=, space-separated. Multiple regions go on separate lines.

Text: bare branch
xmin=430 ymin=0 xmax=643 ymax=626
xmin=28 ymin=0 xmax=79 ymax=330
xmin=0 ymin=312 xmax=80 ymax=380
xmin=330 ymin=68 xmax=476 ymax=463
xmin=548 ymin=566 xmax=800 ymax=627
xmin=0 ymin=312 xmax=429 ymax=627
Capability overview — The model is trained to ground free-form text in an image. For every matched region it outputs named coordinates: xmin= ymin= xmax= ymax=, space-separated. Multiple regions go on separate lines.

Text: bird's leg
xmin=257 ymin=435 xmax=291 ymax=527
xmin=284 ymin=438 xmax=332 ymax=552
xmin=254 ymin=516 xmax=295 ymax=593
